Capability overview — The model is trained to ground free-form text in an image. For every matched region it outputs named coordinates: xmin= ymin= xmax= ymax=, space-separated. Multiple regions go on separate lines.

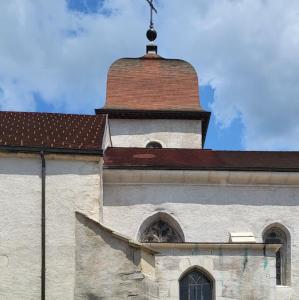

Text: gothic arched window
xmin=180 ymin=269 xmax=213 ymax=300
xmin=263 ymin=226 xmax=290 ymax=286
xmin=141 ymin=220 xmax=182 ymax=243
xmin=140 ymin=219 xmax=183 ymax=243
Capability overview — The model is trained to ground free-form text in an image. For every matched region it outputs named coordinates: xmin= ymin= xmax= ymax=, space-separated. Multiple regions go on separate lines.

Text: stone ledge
xmin=143 ymin=242 xmax=281 ymax=252
xmin=104 ymin=169 xmax=299 ymax=187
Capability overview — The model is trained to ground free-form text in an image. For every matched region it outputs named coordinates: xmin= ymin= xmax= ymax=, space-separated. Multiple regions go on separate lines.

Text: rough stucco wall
xmin=109 ymin=119 xmax=202 ymax=148
xmin=46 ymin=159 xmax=102 ymax=299
xmin=0 ymin=157 xmax=41 ymax=299
xmin=155 ymin=248 xmax=277 ymax=300
xmin=75 ymin=213 xmax=158 ymax=300
xmin=0 ymin=156 xmax=102 ymax=300
xmin=103 ymin=181 xmax=299 ymax=298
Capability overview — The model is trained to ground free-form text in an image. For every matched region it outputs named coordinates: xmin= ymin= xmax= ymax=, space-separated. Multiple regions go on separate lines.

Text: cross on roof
xmin=145 ymin=0 xmax=157 ymax=28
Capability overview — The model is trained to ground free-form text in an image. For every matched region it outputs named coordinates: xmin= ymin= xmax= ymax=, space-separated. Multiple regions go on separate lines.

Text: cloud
xmin=0 ymin=0 xmax=148 ymax=112
xmin=0 ymin=0 xmax=299 ymax=150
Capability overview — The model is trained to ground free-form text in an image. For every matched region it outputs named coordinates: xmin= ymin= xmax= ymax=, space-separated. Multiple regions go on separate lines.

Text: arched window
xmin=180 ymin=269 xmax=213 ymax=300
xmin=140 ymin=220 xmax=182 ymax=243
xmin=146 ymin=141 xmax=162 ymax=149
xmin=263 ymin=226 xmax=290 ymax=286
xmin=139 ymin=212 xmax=184 ymax=243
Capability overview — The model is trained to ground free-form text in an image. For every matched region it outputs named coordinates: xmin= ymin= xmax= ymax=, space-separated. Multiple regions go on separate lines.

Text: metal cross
xmin=146 ymin=0 xmax=157 ymax=29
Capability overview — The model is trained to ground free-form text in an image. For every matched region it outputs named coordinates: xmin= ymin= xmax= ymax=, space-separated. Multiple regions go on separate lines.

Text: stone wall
xmin=109 ymin=119 xmax=202 ymax=149
xmin=75 ymin=213 xmax=158 ymax=300
xmin=153 ymin=246 xmax=277 ymax=300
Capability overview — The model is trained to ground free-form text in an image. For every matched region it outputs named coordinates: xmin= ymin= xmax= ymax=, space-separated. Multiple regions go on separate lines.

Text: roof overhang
xmin=0 ymin=146 xmax=103 ymax=156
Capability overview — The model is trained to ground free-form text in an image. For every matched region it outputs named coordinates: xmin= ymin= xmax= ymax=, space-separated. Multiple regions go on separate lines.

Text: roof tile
xmin=105 ymin=54 xmax=202 ymax=111
xmin=0 ymin=111 xmax=106 ymax=151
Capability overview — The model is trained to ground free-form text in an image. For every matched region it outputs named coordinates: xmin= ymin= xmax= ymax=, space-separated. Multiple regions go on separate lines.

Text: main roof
xmin=105 ymin=53 xmax=202 ymax=111
xmin=1 ymin=111 xmax=299 ymax=170
xmin=104 ymin=147 xmax=299 ymax=172
xmin=0 ymin=111 xmax=106 ymax=153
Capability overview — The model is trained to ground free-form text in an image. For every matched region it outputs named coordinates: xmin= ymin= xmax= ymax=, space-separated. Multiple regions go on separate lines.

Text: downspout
xmin=40 ymin=151 xmax=46 ymax=300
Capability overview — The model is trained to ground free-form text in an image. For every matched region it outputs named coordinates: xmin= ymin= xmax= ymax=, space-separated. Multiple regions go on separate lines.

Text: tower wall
xmin=109 ymin=119 xmax=203 ymax=149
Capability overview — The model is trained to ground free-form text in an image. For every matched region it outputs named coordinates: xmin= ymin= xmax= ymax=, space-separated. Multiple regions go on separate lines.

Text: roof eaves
xmin=103 ymin=165 xmax=299 ymax=173
xmin=0 ymin=145 xmax=103 ymax=156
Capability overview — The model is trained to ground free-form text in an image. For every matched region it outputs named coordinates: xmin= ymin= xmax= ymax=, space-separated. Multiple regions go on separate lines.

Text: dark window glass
xmin=180 ymin=270 xmax=213 ymax=300
xmin=146 ymin=141 xmax=162 ymax=149
xmin=264 ymin=228 xmax=287 ymax=285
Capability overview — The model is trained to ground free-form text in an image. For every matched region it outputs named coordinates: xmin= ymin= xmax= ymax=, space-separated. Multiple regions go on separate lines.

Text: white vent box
xmin=229 ymin=232 xmax=256 ymax=243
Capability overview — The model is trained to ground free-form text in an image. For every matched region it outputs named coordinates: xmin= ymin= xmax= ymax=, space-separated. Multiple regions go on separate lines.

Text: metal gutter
xmin=103 ymin=165 xmax=299 ymax=173
xmin=40 ymin=151 xmax=46 ymax=300
xmin=0 ymin=146 xmax=103 ymax=156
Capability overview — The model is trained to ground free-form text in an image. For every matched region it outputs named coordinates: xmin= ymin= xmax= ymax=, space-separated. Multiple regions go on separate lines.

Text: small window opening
xmin=146 ymin=141 xmax=162 ymax=149
xmin=264 ymin=227 xmax=288 ymax=285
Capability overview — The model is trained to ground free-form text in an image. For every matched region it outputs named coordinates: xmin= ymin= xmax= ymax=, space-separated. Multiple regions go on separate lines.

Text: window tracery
xmin=179 ymin=269 xmax=213 ymax=300
xmin=140 ymin=220 xmax=182 ymax=243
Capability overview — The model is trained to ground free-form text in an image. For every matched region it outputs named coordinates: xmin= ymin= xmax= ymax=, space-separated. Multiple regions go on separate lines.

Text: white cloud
xmin=0 ymin=0 xmax=299 ymax=150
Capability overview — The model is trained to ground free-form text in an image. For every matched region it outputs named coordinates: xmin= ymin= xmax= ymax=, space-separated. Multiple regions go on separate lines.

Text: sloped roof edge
xmin=75 ymin=212 xmax=158 ymax=254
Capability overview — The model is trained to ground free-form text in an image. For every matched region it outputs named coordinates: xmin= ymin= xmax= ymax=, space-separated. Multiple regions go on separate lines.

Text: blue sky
xmin=200 ymin=85 xmax=243 ymax=150
xmin=1 ymin=0 xmax=299 ymax=150
xmin=68 ymin=0 xmax=102 ymax=13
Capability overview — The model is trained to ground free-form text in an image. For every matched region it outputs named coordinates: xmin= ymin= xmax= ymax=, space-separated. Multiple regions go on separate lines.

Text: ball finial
xmin=146 ymin=28 xmax=157 ymax=42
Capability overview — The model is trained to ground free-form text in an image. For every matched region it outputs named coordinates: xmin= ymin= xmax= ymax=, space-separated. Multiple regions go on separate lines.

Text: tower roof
xmin=105 ymin=53 xmax=202 ymax=111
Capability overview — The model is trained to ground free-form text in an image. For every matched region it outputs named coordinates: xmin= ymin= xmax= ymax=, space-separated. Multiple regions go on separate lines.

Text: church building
xmin=0 ymin=12 xmax=299 ymax=300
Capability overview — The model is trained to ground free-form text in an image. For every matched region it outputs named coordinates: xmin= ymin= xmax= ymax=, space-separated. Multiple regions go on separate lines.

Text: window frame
xmin=179 ymin=267 xmax=215 ymax=300
xmin=138 ymin=212 xmax=185 ymax=243
xmin=146 ymin=141 xmax=163 ymax=149
xmin=263 ymin=224 xmax=291 ymax=286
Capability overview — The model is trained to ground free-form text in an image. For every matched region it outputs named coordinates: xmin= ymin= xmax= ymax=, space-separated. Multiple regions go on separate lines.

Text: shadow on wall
xmin=104 ymin=184 xmax=299 ymax=206
xmin=0 ymin=157 xmax=99 ymax=176
xmin=110 ymin=119 xmax=201 ymax=135
xmin=151 ymin=247 xmax=276 ymax=258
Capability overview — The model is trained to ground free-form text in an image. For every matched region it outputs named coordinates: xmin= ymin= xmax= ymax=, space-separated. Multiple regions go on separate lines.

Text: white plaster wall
xmin=103 ymin=179 xmax=299 ymax=298
xmin=0 ymin=155 xmax=102 ymax=300
xmin=0 ymin=157 xmax=41 ymax=300
xmin=109 ymin=119 xmax=202 ymax=148
xmin=46 ymin=158 xmax=101 ymax=299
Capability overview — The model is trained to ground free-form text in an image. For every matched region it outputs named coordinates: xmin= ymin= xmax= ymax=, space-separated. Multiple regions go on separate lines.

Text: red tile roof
xmin=104 ymin=148 xmax=299 ymax=172
xmin=0 ymin=111 xmax=106 ymax=152
xmin=105 ymin=54 xmax=202 ymax=111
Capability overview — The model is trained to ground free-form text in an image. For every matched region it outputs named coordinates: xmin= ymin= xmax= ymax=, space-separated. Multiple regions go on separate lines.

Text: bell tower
xmin=96 ymin=1 xmax=210 ymax=149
